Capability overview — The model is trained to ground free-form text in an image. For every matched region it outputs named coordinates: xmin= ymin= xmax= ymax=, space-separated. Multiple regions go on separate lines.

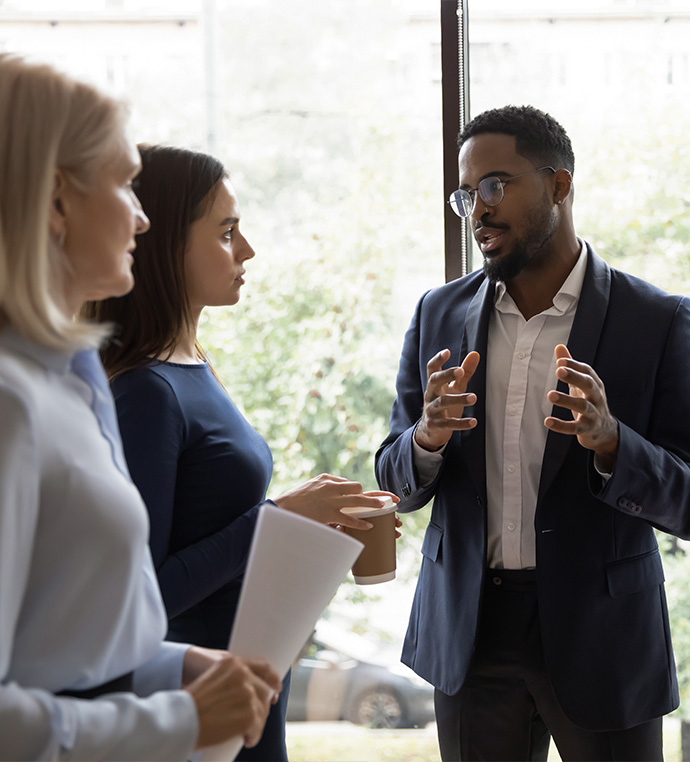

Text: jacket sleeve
xmin=375 ymin=291 xmax=447 ymax=512
xmin=113 ymin=371 xmax=260 ymax=619
xmin=593 ymin=296 xmax=690 ymax=539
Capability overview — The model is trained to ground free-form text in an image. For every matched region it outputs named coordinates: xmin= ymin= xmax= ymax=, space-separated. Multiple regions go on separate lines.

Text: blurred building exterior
xmin=1 ymin=0 xmax=688 ymax=148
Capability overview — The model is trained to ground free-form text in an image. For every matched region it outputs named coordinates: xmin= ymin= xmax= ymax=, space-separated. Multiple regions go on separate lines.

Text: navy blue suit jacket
xmin=376 ymin=245 xmax=690 ymax=731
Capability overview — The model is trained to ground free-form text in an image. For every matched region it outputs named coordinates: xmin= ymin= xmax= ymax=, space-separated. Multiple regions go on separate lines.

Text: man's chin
xmin=483 ymin=248 xmax=528 ymax=284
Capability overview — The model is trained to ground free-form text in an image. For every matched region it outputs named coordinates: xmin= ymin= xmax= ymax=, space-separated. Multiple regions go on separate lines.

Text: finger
xmin=361 ymin=490 xmax=399 ymax=503
xmin=425 ymin=348 xmax=452 ymax=380
xmin=335 ymin=493 xmax=391 ymax=509
xmin=251 ymin=673 xmax=277 ymax=704
xmin=555 ymin=366 xmax=601 ymax=397
xmin=432 ymin=392 xmax=477 ymax=411
xmin=326 ymin=480 xmax=366 ymax=496
xmin=424 ymin=416 xmax=477 ymax=431
xmin=554 ymin=343 xmax=572 ymax=362
xmin=334 ymin=514 xmax=374 ymax=531
xmin=394 ymin=514 xmax=403 ymax=539
xmin=460 ymin=350 xmax=481 ymax=380
xmin=555 ymin=357 xmax=600 ymax=382
xmin=426 ymin=365 xmax=464 ymax=398
xmin=243 ymin=714 xmax=268 ymax=749
xmin=544 ymin=416 xmax=583 ymax=435
xmin=314 ymin=473 xmax=349 ymax=483
xmin=555 ymin=356 xmax=588 ymax=370
xmin=547 ymin=390 xmax=591 ymax=415
xmin=245 ymin=660 xmax=282 ymax=694
xmin=426 ymin=396 xmax=477 ymax=419
xmin=554 ymin=347 xmax=607 ymax=388
xmin=556 ymin=361 xmax=607 ymax=393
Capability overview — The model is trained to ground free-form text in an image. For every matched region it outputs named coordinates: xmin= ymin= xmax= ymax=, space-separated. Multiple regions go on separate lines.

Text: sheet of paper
xmin=200 ymin=503 xmax=363 ymax=762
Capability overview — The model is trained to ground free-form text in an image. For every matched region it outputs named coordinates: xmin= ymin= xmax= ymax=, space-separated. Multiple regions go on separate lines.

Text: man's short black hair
xmin=457 ymin=105 xmax=575 ymax=175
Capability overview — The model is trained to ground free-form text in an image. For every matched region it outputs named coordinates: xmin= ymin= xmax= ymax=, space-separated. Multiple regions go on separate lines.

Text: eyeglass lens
xmin=449 ymin=177 xmax=504 ymax=218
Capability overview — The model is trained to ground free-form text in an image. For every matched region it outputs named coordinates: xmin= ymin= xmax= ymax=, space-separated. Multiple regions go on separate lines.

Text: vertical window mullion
xmin=440 ymin=0 xmax=471 ymax=281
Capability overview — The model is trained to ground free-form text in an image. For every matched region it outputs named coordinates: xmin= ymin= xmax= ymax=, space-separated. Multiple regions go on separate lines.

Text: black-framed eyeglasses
xmin=448 ymin=166 xmax=556 ymax=218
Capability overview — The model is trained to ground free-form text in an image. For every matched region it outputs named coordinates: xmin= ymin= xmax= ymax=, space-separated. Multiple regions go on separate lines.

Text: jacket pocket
xmin=421 ymin=522 xmax=443 ymax=562
xmin=606 ymin=548 xmax=664 ymax=598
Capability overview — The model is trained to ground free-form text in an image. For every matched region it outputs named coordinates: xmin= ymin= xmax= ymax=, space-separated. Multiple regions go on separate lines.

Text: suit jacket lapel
xmin=458 ymin=277 xmax=494 ymax=506
xmin=537 ymin=245 xmax=612 ymax=505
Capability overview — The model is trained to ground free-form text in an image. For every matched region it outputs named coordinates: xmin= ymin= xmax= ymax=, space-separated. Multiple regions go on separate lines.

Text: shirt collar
xmin=0 ymin=325 xmax=75 ymax=375
xmin=494 ymin=239 xmax=588 ymax=316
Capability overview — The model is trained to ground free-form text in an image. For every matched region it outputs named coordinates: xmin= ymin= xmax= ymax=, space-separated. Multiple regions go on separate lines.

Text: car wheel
xmin=347 ymin=688 xmax=407 ymax=729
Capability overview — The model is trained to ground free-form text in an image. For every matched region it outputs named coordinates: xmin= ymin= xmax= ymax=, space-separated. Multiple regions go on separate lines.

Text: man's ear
xmin=48 ymin=169 xmax=68 ymax=239
xmin=553 ymin=168 xmax=573 ymax=205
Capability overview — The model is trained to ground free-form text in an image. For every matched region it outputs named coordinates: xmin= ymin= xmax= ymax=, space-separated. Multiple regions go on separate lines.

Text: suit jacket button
xmin=492 ymin=576 xmax=502 ymax=586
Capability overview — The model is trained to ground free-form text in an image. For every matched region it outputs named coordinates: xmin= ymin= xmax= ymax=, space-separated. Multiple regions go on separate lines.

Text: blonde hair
xmin=0 ymin=53 xmax=129 ymax=350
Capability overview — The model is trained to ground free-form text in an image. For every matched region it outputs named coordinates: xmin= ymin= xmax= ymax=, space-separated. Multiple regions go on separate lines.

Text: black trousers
xmin=434 ymin=569 xmax=663 ymax=762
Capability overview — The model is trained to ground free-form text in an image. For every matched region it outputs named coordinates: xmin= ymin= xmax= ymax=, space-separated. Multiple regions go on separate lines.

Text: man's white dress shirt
xmin=0 ymin=327 xmax=198 ymax=761
xmin=414 ymin=241 xmax=588 ymax=569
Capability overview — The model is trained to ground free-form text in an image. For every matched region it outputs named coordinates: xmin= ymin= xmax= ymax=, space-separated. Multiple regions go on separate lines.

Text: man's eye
xmin=223 ymin=229 xmax=234 ymax=240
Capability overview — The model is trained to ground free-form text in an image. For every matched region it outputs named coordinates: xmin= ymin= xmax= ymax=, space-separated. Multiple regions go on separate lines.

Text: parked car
xmin=286 ymin=620 xmax=435 ymax=729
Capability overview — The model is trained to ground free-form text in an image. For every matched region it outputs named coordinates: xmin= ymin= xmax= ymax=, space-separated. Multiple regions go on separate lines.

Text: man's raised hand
xmin=414 ymin=349 xmax=480 ymax=452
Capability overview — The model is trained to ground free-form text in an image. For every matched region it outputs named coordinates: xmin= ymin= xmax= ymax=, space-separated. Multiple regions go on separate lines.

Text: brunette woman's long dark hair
xmin=82 ymin=144 xmax=227 ymax=378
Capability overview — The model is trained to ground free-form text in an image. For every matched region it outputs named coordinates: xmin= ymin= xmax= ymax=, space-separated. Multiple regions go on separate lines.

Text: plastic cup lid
xmin=341 ymin=496 xmax=397 ymax=519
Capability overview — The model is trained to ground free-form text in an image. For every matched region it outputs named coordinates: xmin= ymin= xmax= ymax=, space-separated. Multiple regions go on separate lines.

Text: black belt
xmin=58 ymin=670 xmax=134 ymax=699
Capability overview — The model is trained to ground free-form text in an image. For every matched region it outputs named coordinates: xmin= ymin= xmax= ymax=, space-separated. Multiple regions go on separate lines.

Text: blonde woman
xmin=0 ymin=54 xmax=280 ymax=761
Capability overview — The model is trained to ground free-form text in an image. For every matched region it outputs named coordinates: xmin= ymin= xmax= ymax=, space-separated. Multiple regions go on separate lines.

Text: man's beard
xmin=483 ymin=244 xmax=530 ymax=283
xmin=482 ymin=202 xmax=559 ymax=284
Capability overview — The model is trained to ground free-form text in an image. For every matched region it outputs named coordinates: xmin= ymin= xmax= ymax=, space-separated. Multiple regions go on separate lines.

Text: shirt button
xmin=507 ymin=522 xmax=516 ymax=531
xmin=509 ymin=406 xmax=517 ymax=416
xmin=507 ymin=464 xmax=516 ymax=473
xmin=518 ymin=351 xmax=526 ymax=359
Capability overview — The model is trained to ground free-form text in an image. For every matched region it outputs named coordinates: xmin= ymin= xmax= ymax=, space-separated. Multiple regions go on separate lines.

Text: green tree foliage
xmin=574 ymin=107 xmax=690 ymax=294
xmin=200 ymin=228 xmax=399 ymax=493
xmin=658 ymin=538 xmax=690 ymax=723
xmin=199 ymin=0 xmax=444 ymax=594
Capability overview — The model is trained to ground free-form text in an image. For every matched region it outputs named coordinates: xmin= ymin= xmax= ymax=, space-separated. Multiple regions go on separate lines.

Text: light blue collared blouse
xmin=0 ymin=327 xmax=198 ymax=761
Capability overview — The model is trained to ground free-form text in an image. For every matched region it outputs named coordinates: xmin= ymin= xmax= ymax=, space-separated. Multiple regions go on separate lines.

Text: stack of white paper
xmin=201 ymin=503 xmax=364 ymax=762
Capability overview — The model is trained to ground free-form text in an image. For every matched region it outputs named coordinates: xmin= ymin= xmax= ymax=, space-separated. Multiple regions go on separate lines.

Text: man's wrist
xmin=593 ymin=436 xmax=619 ymax=474
xmin=413 ymin=423 xmax=445 ymax=452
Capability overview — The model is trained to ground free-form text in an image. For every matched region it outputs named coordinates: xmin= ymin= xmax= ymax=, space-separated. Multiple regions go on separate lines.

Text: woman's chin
xmin=87 ymin=275 xmax=135 ymax=303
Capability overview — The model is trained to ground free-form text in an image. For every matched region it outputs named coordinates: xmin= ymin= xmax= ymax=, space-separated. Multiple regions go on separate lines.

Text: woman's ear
xmin=48 ymin=169 xmax=68 ymax=240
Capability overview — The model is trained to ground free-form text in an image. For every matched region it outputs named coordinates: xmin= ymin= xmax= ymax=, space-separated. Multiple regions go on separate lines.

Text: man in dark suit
xmin=375 ymin=105 xmax=690 ymax=761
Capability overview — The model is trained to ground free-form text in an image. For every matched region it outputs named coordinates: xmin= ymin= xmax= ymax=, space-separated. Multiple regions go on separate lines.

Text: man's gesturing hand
xmin=414 ymin=349 xmax=480 ymax=452
xmin=544 ymin=344 xmax=619 ymax=471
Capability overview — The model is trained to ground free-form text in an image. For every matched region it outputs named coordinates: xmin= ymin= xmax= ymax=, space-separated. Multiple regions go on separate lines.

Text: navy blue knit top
xmin=112 ymin=361 xmax=273 ymax=648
